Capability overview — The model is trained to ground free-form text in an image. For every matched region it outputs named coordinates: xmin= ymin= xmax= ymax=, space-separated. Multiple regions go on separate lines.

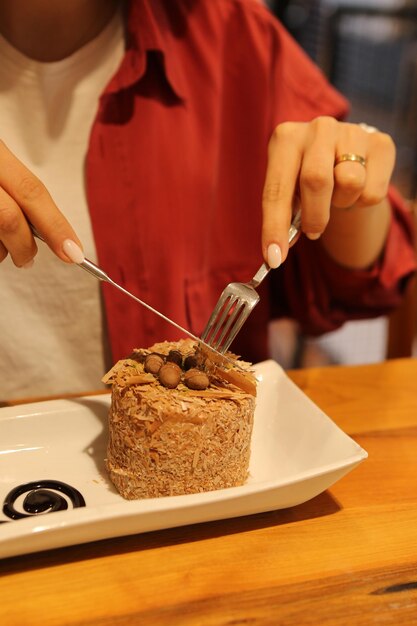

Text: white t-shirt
xmin=0 ymin=11 xmax=125 ymax=400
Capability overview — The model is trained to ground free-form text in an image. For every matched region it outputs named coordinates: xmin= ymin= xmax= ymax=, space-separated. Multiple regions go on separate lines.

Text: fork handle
xmin=248 ymin=263 xmax=270 ymax=289
xmin=249 ymin=210 xmax=301 ymax=289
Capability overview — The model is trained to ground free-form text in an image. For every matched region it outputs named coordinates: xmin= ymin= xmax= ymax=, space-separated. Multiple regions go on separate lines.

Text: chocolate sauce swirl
xmin=2 ymin=480 xmax=86 ymax=521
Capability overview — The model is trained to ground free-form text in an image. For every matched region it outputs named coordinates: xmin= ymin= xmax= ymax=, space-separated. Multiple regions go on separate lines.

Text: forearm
xmin=320 ymin=198 xmax=391 ymax=270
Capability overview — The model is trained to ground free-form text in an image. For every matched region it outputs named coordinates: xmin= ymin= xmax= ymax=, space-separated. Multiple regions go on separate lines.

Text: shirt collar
xmin=106 ymin=0 xmax=188 ymax=100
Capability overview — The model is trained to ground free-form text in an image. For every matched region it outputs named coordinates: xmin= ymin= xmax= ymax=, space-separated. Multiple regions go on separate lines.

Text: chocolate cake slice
xmin=102 ymin=339 xmax=257 ymax=499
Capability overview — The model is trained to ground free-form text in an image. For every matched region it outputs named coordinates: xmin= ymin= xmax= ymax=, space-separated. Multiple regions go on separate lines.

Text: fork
xmin=201 ymin=211 xmax=302 ymax=354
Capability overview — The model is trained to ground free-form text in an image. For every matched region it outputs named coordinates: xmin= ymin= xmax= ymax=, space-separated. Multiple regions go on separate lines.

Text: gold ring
xmin=335 ymin=153 xmax=366 ymax=168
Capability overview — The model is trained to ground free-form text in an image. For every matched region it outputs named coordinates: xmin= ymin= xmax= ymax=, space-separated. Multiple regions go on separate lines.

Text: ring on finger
xmin=334 ymin=153 xmax=366 ymax=168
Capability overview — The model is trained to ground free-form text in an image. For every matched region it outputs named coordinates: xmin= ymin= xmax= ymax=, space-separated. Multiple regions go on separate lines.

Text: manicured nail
xmin=63 ymin=239 xmax=85 ymax=264
xmin=267 ymin=243 xmax=282 ymax=269
xmin=306 ymin=232 xmax=321 ymax=240
xmin=22 ymin=259 xmax=34 ymax=269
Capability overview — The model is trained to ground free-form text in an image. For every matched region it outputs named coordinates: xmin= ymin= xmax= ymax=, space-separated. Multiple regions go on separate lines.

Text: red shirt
xmin=86 ymin=0 xmax=416 ymax=363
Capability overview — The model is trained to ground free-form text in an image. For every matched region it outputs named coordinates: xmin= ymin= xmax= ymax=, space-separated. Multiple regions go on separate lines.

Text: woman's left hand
xmin=261 ymin=116 xmax=395 ymax=268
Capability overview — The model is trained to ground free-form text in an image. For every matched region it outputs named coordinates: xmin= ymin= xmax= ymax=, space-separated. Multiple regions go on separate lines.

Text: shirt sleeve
xmin=271 ymin=187 xmax=416 ymax=335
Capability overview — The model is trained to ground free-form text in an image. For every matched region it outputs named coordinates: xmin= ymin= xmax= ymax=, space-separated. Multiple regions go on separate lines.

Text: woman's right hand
xmin=0 ymin=140 xmax=84 ymax=267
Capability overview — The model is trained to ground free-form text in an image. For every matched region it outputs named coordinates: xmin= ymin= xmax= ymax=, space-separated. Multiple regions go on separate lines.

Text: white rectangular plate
xmin=0 ymin=360 xmax=367 ymax=559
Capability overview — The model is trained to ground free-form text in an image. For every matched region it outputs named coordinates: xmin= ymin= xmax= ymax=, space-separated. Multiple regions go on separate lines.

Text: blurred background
xmin=265 ymin=0 xmax=417 ymax=369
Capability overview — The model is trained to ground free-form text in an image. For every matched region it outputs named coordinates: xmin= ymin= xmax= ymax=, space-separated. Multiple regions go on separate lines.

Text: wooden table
xmin=1 ymin=358 xmax=417 ymax=625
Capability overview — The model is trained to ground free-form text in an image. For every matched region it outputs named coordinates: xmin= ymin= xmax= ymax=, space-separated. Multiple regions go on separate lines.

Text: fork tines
xmin=201 ymin=286 xmax=259 ymax=353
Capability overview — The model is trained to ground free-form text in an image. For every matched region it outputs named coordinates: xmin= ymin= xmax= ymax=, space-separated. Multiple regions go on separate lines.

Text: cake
xmin=102 ymin=339 xmax=257 ymax=499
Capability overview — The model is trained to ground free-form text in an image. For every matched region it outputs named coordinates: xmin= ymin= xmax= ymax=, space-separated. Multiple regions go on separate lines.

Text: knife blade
xmin=29 ymin=225 xmax=242 ymax=370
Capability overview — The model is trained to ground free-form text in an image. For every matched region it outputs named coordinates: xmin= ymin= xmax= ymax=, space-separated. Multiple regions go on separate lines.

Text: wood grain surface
xmin=1 ymin=358 xmax=417 ymax=625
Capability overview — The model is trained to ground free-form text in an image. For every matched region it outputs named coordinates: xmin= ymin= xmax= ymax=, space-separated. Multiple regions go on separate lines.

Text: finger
xmin=332 ymin=161 xmax=367 ymax=209
xmin=0 ymin=140 xmax=83 ymax=262
xmin=0 ymin=240 xmax=8 ymax=263
xmin=356 ymin=132 xmax=396 ymax=208
xmin=299 ymin=117 xmax=337 ymax=239
xmin=332 ymin=124 xmax=368 ymax=209
xmin=262 ymin=123 xmax=306 ymax=265
xmin=0 ymin=187 xmax=38 ymax=267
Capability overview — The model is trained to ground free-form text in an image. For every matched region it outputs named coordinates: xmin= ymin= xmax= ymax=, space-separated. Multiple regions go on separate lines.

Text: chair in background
xmin=319 ymin=2 xmax=417 ymax=199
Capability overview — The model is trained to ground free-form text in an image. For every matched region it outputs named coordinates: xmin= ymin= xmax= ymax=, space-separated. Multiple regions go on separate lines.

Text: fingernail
xmin=267 ymin=243 xmax=282 ymax=269
xmin=306 ymin=232 xmax=321 ymax=241
xmin=22 ymin=259 xmax=34 ymax=269
xmin=63 ymin=239 xmax=85 ymax=264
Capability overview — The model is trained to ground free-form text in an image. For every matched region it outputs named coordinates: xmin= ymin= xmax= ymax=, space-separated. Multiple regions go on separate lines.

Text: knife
xmin=29 ymin=225 xmax=242 ymax=370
